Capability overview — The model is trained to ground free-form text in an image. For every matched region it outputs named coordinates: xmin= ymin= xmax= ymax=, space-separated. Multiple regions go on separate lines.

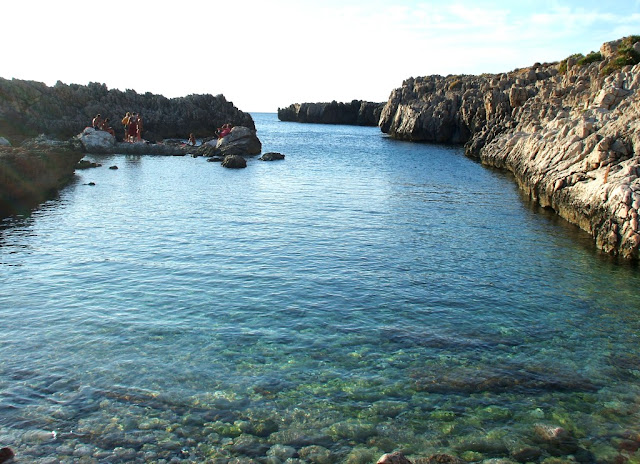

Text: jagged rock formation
xmin=278 ymin=100 xmax=384 ymax=126
xmin=0 ymin=139 xmax=84 ymax=216
xmin=0 ymin=78 xmax=254 ymax=144
xmin=380 ymin=36 xmax=640 ymax=259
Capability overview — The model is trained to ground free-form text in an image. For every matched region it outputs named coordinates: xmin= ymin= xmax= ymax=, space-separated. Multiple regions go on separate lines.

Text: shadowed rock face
xmin=0 ymin=141 xmax=84 ymax=216
xmin=0 ymin=78 xmax=255 ymax=144
xmin=380 ymin=36 xmax=640 ymax=259
xmin=278 ymin=100 xmax=384 ymax=126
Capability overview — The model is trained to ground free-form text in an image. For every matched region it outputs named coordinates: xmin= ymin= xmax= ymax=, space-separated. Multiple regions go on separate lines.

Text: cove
xmin=0 ymin=113 xmax=639 ymax=463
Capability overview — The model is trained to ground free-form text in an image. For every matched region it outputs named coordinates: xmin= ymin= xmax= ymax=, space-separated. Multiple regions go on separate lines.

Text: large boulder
xmin=210 ymin=126 xmax=261 ymax=156
xmin=0 ymin=137 xmax=10 ymax=147
xmin=221 ymin=154 xmax=247 ymax=169
xmin=77 ymin=127 xmax=115 ymax=153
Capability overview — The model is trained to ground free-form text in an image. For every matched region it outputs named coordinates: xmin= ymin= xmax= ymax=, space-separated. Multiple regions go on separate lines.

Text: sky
xmin=1 ymin=0 xmax=639 ymax=113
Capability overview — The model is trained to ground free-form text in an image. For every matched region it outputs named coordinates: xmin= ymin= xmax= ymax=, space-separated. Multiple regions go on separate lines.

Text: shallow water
xmin=1 ymin=113 xmax=640 ymax=463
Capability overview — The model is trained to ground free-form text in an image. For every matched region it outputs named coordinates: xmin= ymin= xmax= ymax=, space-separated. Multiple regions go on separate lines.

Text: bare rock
xmin=221 ymin=154 xmax=247 ymax=169
xmin=377 ymin=452 xmax=413 ymax=464
xmin=214 ymin=126 xmax=262 ymax=156
xmin=259 ymin=152 xmax=285 ymax=161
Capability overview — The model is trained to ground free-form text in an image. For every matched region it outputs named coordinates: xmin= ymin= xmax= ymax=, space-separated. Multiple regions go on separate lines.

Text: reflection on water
xmin=0 ymin=113 xmax=639 ymax=463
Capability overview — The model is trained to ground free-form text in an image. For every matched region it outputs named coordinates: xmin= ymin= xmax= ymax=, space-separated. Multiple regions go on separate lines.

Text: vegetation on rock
xmin=0 ymin=78 xmax=254 ymax=144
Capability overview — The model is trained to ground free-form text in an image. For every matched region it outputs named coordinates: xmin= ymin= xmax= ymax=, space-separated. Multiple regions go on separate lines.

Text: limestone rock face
xmin=78 ymin=127 xmax=115 ymax=153
xmin=278 ymin=100 xmax=384 ymax=126
xmin=213 ymin=126 xmax=262 ymax=156
xmin=380 ymin=36 xmax=640 ymax=259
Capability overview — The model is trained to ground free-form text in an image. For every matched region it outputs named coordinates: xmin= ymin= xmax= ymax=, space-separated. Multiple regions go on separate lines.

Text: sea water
xmin=1 ymin=113 xmax=639 ymax=463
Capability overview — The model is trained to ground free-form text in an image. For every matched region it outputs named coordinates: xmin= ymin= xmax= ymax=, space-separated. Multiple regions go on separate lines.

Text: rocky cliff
xmin=0 ymin=78 xmax=255 ymax=143
xmin=0 ymin=139 xmax=84 ymax=216
xmin=278 ymin=100 xmax=384 ymax=126
xmin=380 ymin=36 xmax=640 ymax=259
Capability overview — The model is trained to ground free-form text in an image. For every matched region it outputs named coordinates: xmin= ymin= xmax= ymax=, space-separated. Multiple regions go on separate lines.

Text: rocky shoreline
xmin=380 ymin=36 xmax=640 ymax=259
xmin=0 ymin=139 xmax=84 ymax=216
xmin=278 ymin=100 xmax=384 ymax=126
xmin=0 ymin=78 xmax=254 ymax=144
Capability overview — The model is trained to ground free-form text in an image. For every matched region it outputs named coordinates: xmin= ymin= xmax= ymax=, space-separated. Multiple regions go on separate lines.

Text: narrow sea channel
xmin=1 ymin=113 xmax=639 ymax=463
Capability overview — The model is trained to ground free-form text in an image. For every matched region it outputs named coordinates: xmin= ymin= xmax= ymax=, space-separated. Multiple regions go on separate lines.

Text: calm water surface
xmin=1 ymin=113 xmax=640 ymax=463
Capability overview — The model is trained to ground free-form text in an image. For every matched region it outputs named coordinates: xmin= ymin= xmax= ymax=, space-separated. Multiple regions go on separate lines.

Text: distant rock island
xmin=278 ymin=100 xmax=384 ymax=126
xmin=380 ymin=35 xmax=640 ymax=259
xmin=0 ymin=78 xmax=254 ymax=144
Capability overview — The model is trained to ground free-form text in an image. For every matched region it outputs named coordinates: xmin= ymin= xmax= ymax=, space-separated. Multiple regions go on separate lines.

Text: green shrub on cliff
xmin=558 ymin=54 xmax=584 ymax=74
xmin=578 ymin=51 xmax=602 ymax=65
xmin=601 ymin=35 xmax=640 ymax=75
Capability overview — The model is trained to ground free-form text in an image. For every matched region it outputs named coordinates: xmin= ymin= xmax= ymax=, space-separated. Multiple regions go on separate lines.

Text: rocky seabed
xmin=380 ymin=38 xmax=640 ymax=259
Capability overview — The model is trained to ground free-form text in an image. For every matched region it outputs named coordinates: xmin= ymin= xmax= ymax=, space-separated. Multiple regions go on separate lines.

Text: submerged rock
xmin=411 ymin=363 xmax=598 ymax=394
xmin=532 ymin=424 xmax=579 ymax=455
xmin=377 ymin=452 xmax=413 ymax=464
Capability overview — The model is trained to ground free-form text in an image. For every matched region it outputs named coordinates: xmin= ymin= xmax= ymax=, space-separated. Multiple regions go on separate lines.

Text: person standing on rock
xmin=121 ymin=112 xmax=131 ymax=142
xmin=136 ymin=114 xmax=143 ymax=142
xmin=128 ymin=113 xmax=138 ymax=142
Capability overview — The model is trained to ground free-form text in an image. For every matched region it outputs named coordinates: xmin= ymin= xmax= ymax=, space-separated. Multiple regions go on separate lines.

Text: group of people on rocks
xmin=91 ymin=114 xmax=116 ymax=137
xmin=91 ymin=114 xmax=232 ymax=144
xmin=185 ymin=123 xmax=233 ymax=146
xmin=90 ymin=112 xmax=143 ymax=142
xmin=121 ymin=112 xmax=143 ymax=142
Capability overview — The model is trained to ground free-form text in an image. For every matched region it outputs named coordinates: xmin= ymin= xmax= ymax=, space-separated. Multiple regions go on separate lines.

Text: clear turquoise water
xmin=1 ymin=113 xmax=640 ymax=463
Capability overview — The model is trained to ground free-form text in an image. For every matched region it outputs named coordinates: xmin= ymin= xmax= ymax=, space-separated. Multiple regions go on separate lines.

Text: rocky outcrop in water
xmin=0 ymin=78 xmax=255 ymax=144
xmin=380 ymin=36 xmax=640 ymax=259
xmin=221 ymin=154 xmax=247 ymax=169
xmin=278 ymin=100 xmax=384 ymax=126
xmin=208 ymin=126 xmax=262 ymax=156
xmin=0 ymin=138 xmax=84 ymax=216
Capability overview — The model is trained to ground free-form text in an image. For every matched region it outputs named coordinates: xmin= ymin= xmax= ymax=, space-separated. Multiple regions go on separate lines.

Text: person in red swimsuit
xmin=128 ymin=114 xmax=138 ymax=141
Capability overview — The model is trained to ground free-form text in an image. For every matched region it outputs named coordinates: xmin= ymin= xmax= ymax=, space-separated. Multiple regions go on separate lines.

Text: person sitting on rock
xmin=102 ymin=118 xmax=116 ymax=137
xmin=217 ymin=123 xmax=232 ymax=139
xmin=92 ymin=114 xmax=103 ymax=130
xmin=188 ymin=133 xmax=196 ymax=146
